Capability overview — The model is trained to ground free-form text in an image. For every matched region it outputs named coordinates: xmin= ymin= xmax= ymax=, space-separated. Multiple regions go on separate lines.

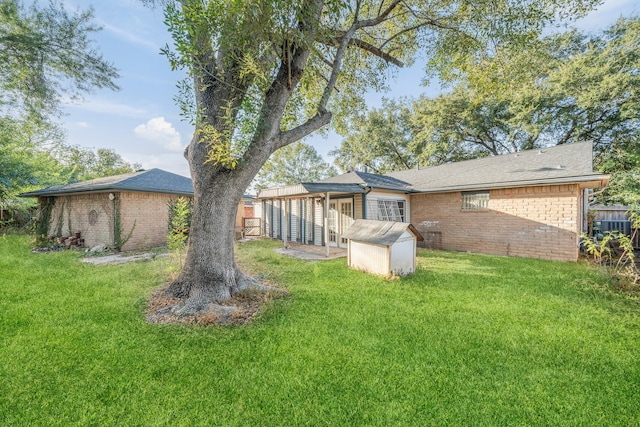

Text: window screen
xmin=461 ymin=191 xmax=489 ymax=211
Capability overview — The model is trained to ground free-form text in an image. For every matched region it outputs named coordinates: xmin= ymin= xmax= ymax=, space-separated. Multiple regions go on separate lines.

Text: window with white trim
xmin=367 ymin=198 xmax=406 ymax=222
xmin=461 ymin=191 xmax=490 ymax=211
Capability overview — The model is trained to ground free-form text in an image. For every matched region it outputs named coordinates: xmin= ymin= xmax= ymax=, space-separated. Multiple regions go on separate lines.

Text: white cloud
xmin=134 ymin=117 xmax=184 ymax=152
xmin=75 ymin=121 xmax=90 ymax=128
xmin=64 ymin=98 xmax=148 ymax=117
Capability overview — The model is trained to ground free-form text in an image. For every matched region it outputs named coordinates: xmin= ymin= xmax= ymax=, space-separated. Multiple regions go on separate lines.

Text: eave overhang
xmin=410 ymin=174 xmax=610 ymax=194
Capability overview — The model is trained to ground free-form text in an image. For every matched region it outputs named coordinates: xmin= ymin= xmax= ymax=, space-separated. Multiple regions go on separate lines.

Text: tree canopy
xmin=329 ymin=98 xmax=415 ymax=174
xmin=0 ymin=117 xmax=59 ymax=204
xmin=0 ymin=0 xmax=118 ymax=124
xmin=53 ymin=146 xmax=142 ymax=184
xmin=161 ymin=0 xmax=601 ymax=164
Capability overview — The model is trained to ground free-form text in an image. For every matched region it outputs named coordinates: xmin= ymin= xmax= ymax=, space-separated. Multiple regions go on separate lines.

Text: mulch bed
xmin=146 ymin=284 xmax=288 ymax=325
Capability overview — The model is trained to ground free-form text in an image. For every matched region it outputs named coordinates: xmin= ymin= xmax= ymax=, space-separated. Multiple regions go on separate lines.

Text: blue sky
xmin=61 ymin=0 xmax=638 ymax=178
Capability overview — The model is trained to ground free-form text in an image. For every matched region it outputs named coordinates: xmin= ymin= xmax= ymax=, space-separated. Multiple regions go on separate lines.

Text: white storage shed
xmin=342 ymin=220 xmax=423 ymax=277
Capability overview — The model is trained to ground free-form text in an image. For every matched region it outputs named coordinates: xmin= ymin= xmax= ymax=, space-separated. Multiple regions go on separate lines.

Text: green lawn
xmin=1 ymin=235 xmax=639 ymax=426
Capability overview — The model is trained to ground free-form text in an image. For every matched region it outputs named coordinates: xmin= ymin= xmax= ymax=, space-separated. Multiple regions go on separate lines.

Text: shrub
xmin=167 ymin=197 xmax=192 ymax=279
xmin=582 ymin=205 xmax=640 ymax=290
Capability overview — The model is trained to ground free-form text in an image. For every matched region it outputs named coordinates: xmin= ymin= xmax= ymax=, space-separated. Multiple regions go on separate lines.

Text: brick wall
xmin=410 ymin=184 xmax=582 ymax=262
xmin=47 ymin=193 xmax=113 ymax=248
xmin=45 ymin=191 xmax=178 ymax=251
xmin=120 ymin=192 xmax=175 ymax=251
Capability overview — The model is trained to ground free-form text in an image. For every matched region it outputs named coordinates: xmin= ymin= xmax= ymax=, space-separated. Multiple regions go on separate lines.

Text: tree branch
xmin=277 ymin=110 xmax=333 ymax=150
xmin=317 ymin=28 xmax=355 ymax=111
xmin=317 ymin=0 xmax=404 ymax=111
xmin=250 ymin=0 xmax=324 ymax=143
xmin=356 ymin=0 xmax=403 ymax=28
xmin=325 ymin=35 xmax=404 ymax=67
xmin=557 ymin=123 xmax=575 ymax=145
xmin=237 ymin=0 xmax=325 ymax=171
xmin=386 ymin=138 xmax=412 ymax=169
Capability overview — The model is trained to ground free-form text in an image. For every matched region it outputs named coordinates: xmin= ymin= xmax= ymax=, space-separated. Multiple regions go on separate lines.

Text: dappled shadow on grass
xmin=145 ymin=284 xmax=289 ymax=326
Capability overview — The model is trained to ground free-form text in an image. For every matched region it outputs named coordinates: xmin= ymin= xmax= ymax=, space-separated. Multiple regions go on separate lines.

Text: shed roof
xmin=342 ymin=219 xmax=424 ymax=246
xmin=20 ymin=169 xmax=194 ymax=197
xmin=387 ymin=141 xmax=608 ymax=192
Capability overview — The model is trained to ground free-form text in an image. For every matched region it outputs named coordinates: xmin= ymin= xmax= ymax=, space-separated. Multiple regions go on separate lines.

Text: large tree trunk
xmin=165 ymin=154 xmax=263 ymax=315
xmin=163 ymin=91 xmax=264 ymax=314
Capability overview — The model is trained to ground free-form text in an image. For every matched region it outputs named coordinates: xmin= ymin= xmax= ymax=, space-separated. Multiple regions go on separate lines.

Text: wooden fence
xmin=243 ymin=217 xmax=262 ymax=237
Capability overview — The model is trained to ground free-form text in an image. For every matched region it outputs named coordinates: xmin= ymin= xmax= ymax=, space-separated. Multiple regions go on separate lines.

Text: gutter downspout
xmin=583 ymin=189 xmax=590 ymax=234
xmin=362 ymin=186 xmax=372 ymax=219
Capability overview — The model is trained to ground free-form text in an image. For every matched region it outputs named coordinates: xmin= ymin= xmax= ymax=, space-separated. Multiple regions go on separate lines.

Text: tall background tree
xmin=332 ymin=16 xmax=640 ymax=204
xmin=0 ymin=0 xmax=118 ymax=123
xmin=52 ymin=146 xmax=142 ymax=184
xmin=153 ymin=0 xmax=601 ymax=316
xmin=252 ymin=142 xmax=336 ymax=191
xmin=329 ymin=98 xmax=415 ymax=174
xmin=0 ymin=0 xmax=121 ymax=216
xmin=0 ymin=118 xmax=59 ymax=203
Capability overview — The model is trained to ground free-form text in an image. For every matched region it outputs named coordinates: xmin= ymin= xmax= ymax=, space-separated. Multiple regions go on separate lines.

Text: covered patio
xmin=258 ymin=182 xmax=366 ymax=257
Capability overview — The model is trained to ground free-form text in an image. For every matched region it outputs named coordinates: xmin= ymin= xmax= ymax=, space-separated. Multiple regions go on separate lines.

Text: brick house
xmin=22 ymin=169 xmax=194 ymax=251
xmin=257 ymin=142 xmax=609 ymax=262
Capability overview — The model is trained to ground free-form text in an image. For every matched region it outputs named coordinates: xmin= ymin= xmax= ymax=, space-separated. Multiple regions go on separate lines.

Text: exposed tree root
xmin=233 ymin=270 xmax=274 ymax=293
xmin=146 ymin=280 xmax=287 ymax=325
xmin=165 ymin=279 xmax=190 ymax=299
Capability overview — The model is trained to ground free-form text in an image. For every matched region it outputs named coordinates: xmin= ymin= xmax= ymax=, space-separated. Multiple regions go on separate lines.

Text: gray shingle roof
xmin=255 ymin=142 xmax=609 ymax=200
xmin=342 ymin=219 xmax=423 ymax=245
xmin=320 ymin=171 xmax=413 ymax=191
xmin=387 ymin=141 xmax=608 ymax=192
xmin=20 ymin=169 xmax=194 ymax=197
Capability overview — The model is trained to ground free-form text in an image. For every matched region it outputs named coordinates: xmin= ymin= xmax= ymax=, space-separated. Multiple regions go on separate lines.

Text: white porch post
xmin=305 ymin=197 xmax=310 ymax=244
xmin=324 ymin=192 xmax=330 ymax=258
xmin=283 ymin=198 xmax=288 ymax=248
